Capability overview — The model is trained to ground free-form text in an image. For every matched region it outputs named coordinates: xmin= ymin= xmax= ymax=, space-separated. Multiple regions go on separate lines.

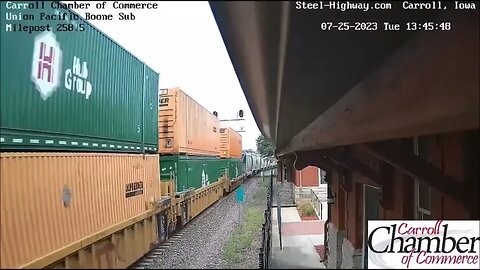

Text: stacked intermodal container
xmin=158 ymin=87 xmax=224 ymax=192
xmin=0 ymin=2 xmax=161 ymax=269
xmin=219 ymin=127 xmax=244 ymax=180
xmin=219 ymin=127 xmax=242 ymax=159
xmin=159 ymin=155 xmax=224 ymax=192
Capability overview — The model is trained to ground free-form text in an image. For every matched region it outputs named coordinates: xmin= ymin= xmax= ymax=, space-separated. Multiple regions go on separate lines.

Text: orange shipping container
xmin=219 ymin=127 xmax=243 ymax=159
xmin=158 ymin=87 xmax=220 ymax=156
xmin=0 ymin=152 xmax=161 ymax=269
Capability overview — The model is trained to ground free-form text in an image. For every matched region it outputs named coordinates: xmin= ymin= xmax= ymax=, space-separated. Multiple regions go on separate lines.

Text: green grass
xmin=222 ymin=177 xmax=270 ymax=266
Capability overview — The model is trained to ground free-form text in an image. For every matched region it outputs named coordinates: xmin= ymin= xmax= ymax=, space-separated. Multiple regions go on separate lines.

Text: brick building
xmin=277 ymin=131 xmax=479 ymax=268
xmin=210 ymin=3 xmax=478 ymax=268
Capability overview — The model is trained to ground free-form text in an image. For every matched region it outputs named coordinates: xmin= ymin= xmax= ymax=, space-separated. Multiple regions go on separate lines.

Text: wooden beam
xmin=293 ymin=148 xmax=392 ymax=193
xmin=278 ymin=11 xmax=478 ymax=155
xmin=293 ymin=150 xmax=343 ymax=172
xmin=322 ymin=148 xmax=384 ymax=188
xmin=362 ymin=141 xmax=465 ymax=205
xmin=293 ymin=149 xmax=358 ymax=191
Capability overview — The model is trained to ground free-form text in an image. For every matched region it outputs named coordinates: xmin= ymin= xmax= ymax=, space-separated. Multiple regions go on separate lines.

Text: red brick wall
xmin=326 ymin=130 xmax=477 ymax=253
xmin=330 ymin=171 xmax=345 ymax=230
xmin=431 ymin=132 xmax=469 ymax=219
xmin=294 ymin=166 xmax=319 ymax=187
xmin=380 ymin=170 xmax=415 ymax=220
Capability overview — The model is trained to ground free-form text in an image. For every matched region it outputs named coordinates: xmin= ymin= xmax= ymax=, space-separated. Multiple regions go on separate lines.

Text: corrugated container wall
xmin=0 ymin=2 xmax=159 ymax=153
xmin=219 ymin=127 xmax=242 ymax=159
xmin=220 ymin=158 xmax=244 ymax=179
xmin=160 ymin=155 xmax=224 ymax=193
xmin=0 ymin=152 xmax=161 ymax=269
xmin=158 ymin=88 xmax=220 ymax=156
xmin=242 ymin=152 xmax=253 ymax=173
xmin=254 ymin=154 xmax=259 ymax=170
xmin=230 ymin=158 xmax=244 ymax=178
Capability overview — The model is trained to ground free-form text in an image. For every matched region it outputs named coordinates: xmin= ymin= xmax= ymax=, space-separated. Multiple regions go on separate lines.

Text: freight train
xmin=242 ymin=151 xmax=275 ymax=177
xmin=0 ymin=2 xmax=275 ymax=269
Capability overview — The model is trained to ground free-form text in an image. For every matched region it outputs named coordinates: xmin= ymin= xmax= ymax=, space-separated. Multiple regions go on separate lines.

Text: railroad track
xmin=130 ymin=230 xmax=188 ymax=269
xmin=129 ymin=172 xmax=278 ymax=269
xmin=128 ymin=179 xmax=246 ymax=269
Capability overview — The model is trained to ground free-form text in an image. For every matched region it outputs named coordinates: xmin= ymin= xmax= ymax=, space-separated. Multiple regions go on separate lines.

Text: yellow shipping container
xmin=219 ymin=127 xmax=243 ymax=159
xmin=0 ymin=152 xmax=161 ymax=269
xmin=158 ymin=87 xmax=220 ymax=157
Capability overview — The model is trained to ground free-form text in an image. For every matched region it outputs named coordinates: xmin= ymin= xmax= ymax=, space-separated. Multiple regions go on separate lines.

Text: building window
xmin=414 ymin=136 xmax=433 ymax=220
xmin=417 ymin=181 xmax=432 ymax=219
xmin=320 ymin=169 xmax=327 ymax=184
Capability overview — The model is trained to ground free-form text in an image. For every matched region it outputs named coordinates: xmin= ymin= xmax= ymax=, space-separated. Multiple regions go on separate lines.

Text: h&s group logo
xmin=367 ymin=220 xmax=480 ymax=269
xmin=31 ymin=31 xmax=63 ymax=100
xmin=31 ymin=31 xmax=93 ymax=101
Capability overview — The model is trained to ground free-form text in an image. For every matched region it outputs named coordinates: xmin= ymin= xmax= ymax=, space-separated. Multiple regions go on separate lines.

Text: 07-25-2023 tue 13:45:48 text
xmin=319 ymin=21 xmax=452 ymax=31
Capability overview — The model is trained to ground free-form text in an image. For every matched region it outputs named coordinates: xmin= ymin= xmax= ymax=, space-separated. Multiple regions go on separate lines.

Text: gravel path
xmin=131 ymin=176 xmax=264 ymax=269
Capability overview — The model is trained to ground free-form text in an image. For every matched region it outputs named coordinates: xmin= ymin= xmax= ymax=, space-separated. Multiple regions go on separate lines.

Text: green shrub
xmin=299 ymin=202 xmax=316 ymax=217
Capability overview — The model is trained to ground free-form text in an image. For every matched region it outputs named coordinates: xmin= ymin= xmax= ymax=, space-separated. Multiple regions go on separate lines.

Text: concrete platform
xmin=271 ymin=207 xmax=326 ymax=269
xmin=282 ymin=221 xmax=325 ymax=235
xmin=272 ymin=206 xmax=302 ymax=223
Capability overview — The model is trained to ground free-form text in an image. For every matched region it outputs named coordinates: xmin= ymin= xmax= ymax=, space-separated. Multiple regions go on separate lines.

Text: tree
xmin=256 ymin=134 xmax=274 ymax=157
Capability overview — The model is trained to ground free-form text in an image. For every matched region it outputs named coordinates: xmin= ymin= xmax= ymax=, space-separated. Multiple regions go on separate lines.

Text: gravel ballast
xmin=131 ymin=175 xmax=268 ymax=269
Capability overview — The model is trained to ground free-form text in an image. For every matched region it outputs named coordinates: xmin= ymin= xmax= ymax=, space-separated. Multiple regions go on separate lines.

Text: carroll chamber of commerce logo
xmin=31 ymin=31 xmax=63 ymax=100
xmin=367 ymin=220 xmax=480 ymax=269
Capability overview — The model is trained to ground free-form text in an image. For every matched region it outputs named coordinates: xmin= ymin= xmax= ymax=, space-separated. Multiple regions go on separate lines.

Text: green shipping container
xmin=160 ymin=155 xmax=226 ymax=193
xmin=219 ymin=158 xmax=244 ymax=180
xmin=0 ymin=1 xmax=159 ymax=153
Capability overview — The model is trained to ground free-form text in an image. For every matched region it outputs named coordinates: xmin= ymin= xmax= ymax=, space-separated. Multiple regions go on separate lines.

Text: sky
xmin=68 ymin=1 xmax=261 ymax=150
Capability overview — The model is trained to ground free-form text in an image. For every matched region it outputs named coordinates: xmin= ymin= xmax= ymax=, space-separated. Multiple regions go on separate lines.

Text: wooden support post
xmin=379 ymin=161 xmax=395 ymax=210
xmin=294 ymin=148 xmax=384 ymax=191
xmin=340 ymin=168 xmax=353 ymax=193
